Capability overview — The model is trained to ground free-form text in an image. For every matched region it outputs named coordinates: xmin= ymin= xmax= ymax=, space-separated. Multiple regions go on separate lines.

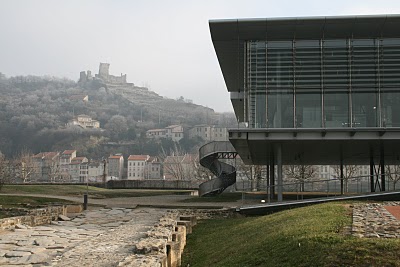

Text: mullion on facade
xmin=245 ymin=37 xmax=400 ymax=129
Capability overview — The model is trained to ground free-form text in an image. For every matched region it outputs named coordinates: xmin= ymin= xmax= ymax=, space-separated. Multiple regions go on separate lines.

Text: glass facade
xmin=245 ymin=38 xmax=400 ymax=128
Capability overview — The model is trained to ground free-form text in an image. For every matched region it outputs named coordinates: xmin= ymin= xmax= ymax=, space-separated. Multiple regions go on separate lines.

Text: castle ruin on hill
xmin=79 ymin=63 xmax=131 ymax=85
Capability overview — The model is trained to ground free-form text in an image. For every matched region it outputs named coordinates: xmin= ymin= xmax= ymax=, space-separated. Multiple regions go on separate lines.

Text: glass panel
xmin=267 ymin=88 xmax=294 ymax=128
xmin=380 ymin=38 xmax=400 ymax=127
xmin=267 ymin=41 xmax=294 ymax=128
xmin=323 ymin=39 xmax=348 ymax=89
xmin=324 ymin=89 xmax=349 ymax=127
xmin=352 ymin=91 xmax=377 ymax=127
xmin=351 ymin=39 xmax=378 ymax=127
xmin=295 ymin=40 xmax=322 ymax=128
xmin=323 ymin=39 xmax=350 ymax=127
xmin=247 ymin=41 xmax=267 ymax=128
xmin=381 ymin=89 xmax=400 ymax=127
xmin=296 ymin=89 xmax=322 ymax=128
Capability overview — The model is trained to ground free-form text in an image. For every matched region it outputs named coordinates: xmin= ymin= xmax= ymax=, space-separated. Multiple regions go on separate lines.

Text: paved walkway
xmin=352 ymin=201 xmax=400 ymax=238
xmin=0 ymin=193 xmax=240 ymax=209
xmin=0 ymin=207 xmax=166 ymax=266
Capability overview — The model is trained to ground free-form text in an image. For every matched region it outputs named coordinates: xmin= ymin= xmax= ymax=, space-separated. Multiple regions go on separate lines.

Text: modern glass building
xmin=210 ymin=15 xmax=400 ymax=198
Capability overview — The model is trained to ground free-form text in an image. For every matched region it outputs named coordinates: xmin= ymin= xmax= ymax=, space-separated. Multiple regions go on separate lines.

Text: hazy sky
xmin=1 ymin=0 xmax=400 ymax=112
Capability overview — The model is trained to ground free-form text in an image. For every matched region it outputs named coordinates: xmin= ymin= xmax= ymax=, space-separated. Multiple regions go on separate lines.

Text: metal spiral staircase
xmin=198 ymin=141 xmax=238 ymax=197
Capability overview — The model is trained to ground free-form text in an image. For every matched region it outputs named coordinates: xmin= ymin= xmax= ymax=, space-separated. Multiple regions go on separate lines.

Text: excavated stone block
xmin=177 ymin=221 xmax=192 ymax=234
xmin=180 ymin=215 xmax=197 ymax=227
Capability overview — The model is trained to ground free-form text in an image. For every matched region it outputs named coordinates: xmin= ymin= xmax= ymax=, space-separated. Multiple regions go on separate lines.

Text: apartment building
xmin=146 ymin=125 xmax=184 ymax=142
xmin=108 ymin=154 xmax=124 ymax=179
xmin=189 ymin=125 xmax=228 ymax=141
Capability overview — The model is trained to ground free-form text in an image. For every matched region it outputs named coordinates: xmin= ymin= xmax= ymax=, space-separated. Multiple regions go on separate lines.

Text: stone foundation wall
xmin=0 ymin=205 xmax=82 ymax=230
xmin=107 ymin=179 xmax=201 ymax=190
xmin=118 ymin=210 xmax=198 ymax=267
xmin=119 ymin=209 xmax=237 ymax=267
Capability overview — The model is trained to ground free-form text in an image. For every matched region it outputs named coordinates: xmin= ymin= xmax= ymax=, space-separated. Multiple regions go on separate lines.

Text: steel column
xmin=276 ymin=143 xmax=283 ymax=202
xmin=380 ymin=145 xmax=385 ymax=191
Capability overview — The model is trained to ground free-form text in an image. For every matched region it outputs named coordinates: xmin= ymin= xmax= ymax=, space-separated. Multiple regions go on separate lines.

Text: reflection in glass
xmin=244 ymin=37 xmax=400 ymax=129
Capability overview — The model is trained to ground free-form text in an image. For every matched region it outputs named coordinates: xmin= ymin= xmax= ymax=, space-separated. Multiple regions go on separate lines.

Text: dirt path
xmin=0 ymin=193 xmax=240 ymax=209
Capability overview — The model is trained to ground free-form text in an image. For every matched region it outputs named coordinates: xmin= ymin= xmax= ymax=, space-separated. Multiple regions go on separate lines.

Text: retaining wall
xmin=107 ymin=179 xmax=203 ymax=190
xmin=0 ymin=205 xmax=82 ymax=230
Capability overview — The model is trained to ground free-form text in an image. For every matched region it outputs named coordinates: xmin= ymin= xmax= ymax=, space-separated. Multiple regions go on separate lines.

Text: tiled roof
xmin=128 ymin=155 xmax=149 ymax=161
xmin=109 ymin=155 xmax=123 ymax=159
xmin=147 ymin=129 xmax=165 ymax=132
xmin=33 ymin=152 xmax=59 ymax=159
xmin=71 ymin=157 xmax=87 ymax=163
xmin=165 ymin=125 xmax=181 ymax=129
xmin=62 ymin=150 xmax=76 ymax=155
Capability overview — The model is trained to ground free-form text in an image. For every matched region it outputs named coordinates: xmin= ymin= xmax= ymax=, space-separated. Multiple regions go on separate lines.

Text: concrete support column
xmin=276 ymin=143 xmax=283 ymax=202
xmin=380 ymin=145 xmax=385 ymax=191
xmin=340 ymin=158 xmax=344 ymax=195
xmin=270 ymin=150 xmax=275 ymax=200
xmin=266 ymin=164 xmax=270 ymax=202
xmin=370 ymin=148 xmax=375 ymax=193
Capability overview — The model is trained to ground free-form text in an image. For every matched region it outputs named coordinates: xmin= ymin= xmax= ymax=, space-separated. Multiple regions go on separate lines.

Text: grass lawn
xmin=182 ymin=202 xmax=400 ymax=267
xmin=0 ymin=185 xmax=192 ymax=198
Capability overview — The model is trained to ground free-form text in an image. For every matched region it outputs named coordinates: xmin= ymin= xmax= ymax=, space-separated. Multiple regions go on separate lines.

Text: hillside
xmin=0 ymin=72 xmax=235 ymax=158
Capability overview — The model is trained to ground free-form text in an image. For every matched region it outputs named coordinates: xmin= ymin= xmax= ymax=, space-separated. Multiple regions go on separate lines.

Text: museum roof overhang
xmin=209 ymin=14 xmax=400 ymax=119
xmin=229 ymin=128 xmax=400 ymax=166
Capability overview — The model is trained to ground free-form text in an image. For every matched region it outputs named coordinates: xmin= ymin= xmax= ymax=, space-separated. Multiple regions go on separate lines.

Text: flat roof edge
xmin=209 ymin=14 xmax=400 ymax=24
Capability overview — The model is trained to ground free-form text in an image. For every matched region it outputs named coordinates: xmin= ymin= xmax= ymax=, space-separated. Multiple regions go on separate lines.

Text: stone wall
xmin=107 ymin=179 xmax=202 ymax=190
xmin=0 ymin=205 xmax=81 ymax=230
xmin=118 ymin=211 xmax=198 ymax=267
xmin=119 ymin=209 xmax=238 ymax=266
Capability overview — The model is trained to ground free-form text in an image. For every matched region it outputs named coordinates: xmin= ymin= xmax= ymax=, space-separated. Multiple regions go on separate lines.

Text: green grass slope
xmin=182 ymin=203 xmax=400 ymax=267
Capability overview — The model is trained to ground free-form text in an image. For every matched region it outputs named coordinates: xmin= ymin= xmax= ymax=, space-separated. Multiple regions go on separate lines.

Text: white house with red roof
xmin=127 ymin=155 xmax=161 ymax=179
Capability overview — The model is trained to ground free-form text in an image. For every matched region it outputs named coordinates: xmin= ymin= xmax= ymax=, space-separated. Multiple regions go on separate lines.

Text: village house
xmin=67 ymin=114 xmax=100 ymax=129
xmin=127 ymin=155 xmax=161 ymax=180
xmin=68 ymin=157 xmax=88 ymax=182
xmin=108 ymin=154 xmax=124 ymax=179
xmin=188 ymin=125 xmax=228 ymax=142
xmin=32 ymin=152 xmax=60 ymax=182
xmin=146 ymin=125 xmax=184 ymax=142
xmin=59 ymin=150 xmax=76 ymax=179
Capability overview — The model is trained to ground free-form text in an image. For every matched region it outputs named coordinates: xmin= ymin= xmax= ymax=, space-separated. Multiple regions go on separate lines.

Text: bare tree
xmin=159 ymin=144 xmax=186 ymax=180
xmin=386 ymin=165 xmax=400 ymax=190
xmin=193 ymin=158 xmax=213 ymax=181
xmin=12 ymin=149 xmax=35 ymax=183
xmin=0 ymin=153 xmax=12 ymax=190
xmin=235 ymin=158 xmax=263 ymax=191
xmin=284 ymin=165 xmax=316 ymax=192
xmin=159 ymin=143 xmax=210 ymax=180
xmin=332 ymin=165 xmax=360 ymax=193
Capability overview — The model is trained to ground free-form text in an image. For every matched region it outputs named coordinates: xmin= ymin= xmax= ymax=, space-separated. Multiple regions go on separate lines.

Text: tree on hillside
xmin=105 ymin=115 xmax=128 ymax=140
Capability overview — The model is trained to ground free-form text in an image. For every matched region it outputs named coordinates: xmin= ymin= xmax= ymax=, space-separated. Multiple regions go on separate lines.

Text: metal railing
xmin=235 ymin=174 xmax=400 ymax=205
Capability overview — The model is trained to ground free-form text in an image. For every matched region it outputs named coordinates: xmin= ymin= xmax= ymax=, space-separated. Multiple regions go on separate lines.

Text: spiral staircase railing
xmin=198 ymin=141 xmax=237 ymax=197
